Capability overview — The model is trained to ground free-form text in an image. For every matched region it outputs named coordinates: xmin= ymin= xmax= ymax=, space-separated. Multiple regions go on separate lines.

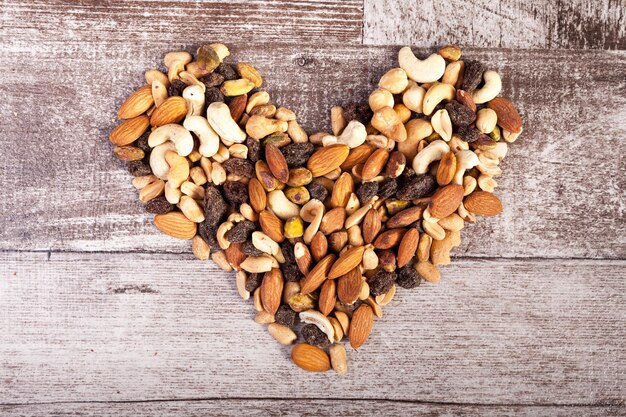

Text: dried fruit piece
xmin=396 ymin=174 xmax=436 ymax=200
xmin=302 ymin=324 xmax=331 ymax=348
xmin=368 ymin=269 xmax=397 ymax=296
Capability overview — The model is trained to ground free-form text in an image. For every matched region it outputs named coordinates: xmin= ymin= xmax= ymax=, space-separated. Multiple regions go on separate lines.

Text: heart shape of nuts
xmin=109 ymin=43 xmax=523 ymax=374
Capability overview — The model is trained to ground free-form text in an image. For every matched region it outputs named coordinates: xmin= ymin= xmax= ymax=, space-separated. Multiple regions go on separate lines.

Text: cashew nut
xmin=398 ymin=47 xmax=446 ymax=83
xmin=164 ymin=181 xmax=182 ymax=204
xmin=336 ymin=120 xmax=367 ymax=148
xmin=398 ymin=119 xmax=433 ymax=161
xmin=476 ymin=108 xmax=498 ymax=133
xmin=378 ymin=67 xmax=409 ymax=94
xmin=412 ymin=139 xmax=450 ymax=174
xmin=183 ymin=116 xmax=219 ymax=158
xmin=477 ymin=174 xmax=498 ymax=192
xmin=246 ymin=91 xmax=270 ymax=114
xmin=267 ymin=190 xmax=300 ymax=220
xmin=148 ymin=124 xmax=194 ymax=157
xmin=402 ymin=81 xmax=426 ymax=113
xmin=452 ymin=150 xmax=479 ymax=185
xmin=149 ymin=141 xmax=177 ymax=179
xmin=369 ymin=88 xmax=394 ymax=112
xmin=422 ymin=82 xmax=456 ymax=116
xmin=151 ymin=80 xmax=168 ymax=107
xmin=430 ymin=109 xmax=453 ymax=141
xmin=145 ymin=69 xmax=170 ymax=88
xmin=206 ymin=102 xmax=247 ymax=144
xmin=163 ymin=51 xmax=192 ymax=83
xmin=165 ymin=151 xmax=189 ymax=188
xmin=300 ymin=199 xmax=325 ymax=244
xmin=472 ymin=70 xmax=502 ymax=104
xmin=245 ymin=115 xmax=288 ymax=140
xmin=182 ymin=85 xmax=205 ymax=117
xmin=299 ymin=310 xmax=335 ymax=342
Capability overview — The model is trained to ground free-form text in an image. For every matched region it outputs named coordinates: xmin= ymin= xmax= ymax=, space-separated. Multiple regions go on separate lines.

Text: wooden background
xmin=1 ymin=1 xmax=625 ymax=415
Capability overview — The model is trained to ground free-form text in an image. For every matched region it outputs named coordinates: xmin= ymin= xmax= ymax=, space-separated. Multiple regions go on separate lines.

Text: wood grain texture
xmin=1 ymin=252 xmax=624 ymax=405
xmin=1 ymin=401 xmax=624 ymax=417
xmin=363 ymin=0 xmax=626 ymax=50
xmin=0 ymin=42 xmax=624 ymax=258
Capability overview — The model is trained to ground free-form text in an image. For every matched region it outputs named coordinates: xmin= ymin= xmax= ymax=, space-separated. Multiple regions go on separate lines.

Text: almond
xmin=318 ymin=279 xmax=337 ymax=316
xmin=340 ymin=143 xmax=375 ymax=170
xmin=397 ymin=227 xmax=419 ymax=268
xmin=386 ymin=205 xmax=425 ymax=228
xmin=349 ymin=304 xmax=374 ymax=349
xmin=337 ymin=267 xmax=362 ymax=305
xmin=109 ymin=115 xmax=150 ymax=146
xmin=294 ymin=242 xmax=312 ymax=275
xmin=260 ymin=268 xmax=283 ymax=315
xmin=118 ymin=85 xmax=154 ymax=119
xmin=373 ymin=228 xmax=406 ymax=249
xmin=456 ymin=89 xmax=476 ymax=112
xmin=310 ymin=231 xmax=328 ymax=261
xmin=225 ymin=242 xmax=246 ymax=270
xmin=248 ymin=178 xmax=267 ymax=212
xmin=330 ymin=172 xmax=354 ymax=208
xmin=154 ymin=212 xmax=197 ymax=240
xmin=319 ymin=207 xmax=346 ymax=235
xmin=362 ymin=208 xmax=382 ymax=244
xmin=464 ymin=191 xmax=503 ymax=216
xmin=328 ymin=245 xmax=365 ymax=279
xmin=307 ymin=144 xmax=350 ymax=177
xmin=487 ymin=97 xmax=522 ymax=133
xmin=300 ymin=254 xmax=336 ymax=295
xmin=429 ymin=184 xmax=464 ymax=218
xmin=228 ymin=94 xmax=247 ymax=122
xmin=259 ymin=210 xmax=284 ymax=243
xmin=436 ymin=151 xmax=457 ymax=186
xmin=291 ymin=343 xmax=331 ymax=372
xmin=361 ymin=148 xmax=390 ymax=181
xmin=150 ymin=96 xmax=187 ymax=126
xmin=265 ymin=143 xmax=289 ymax=183
xmin=385 ymin=151 xmax=406 ymax=178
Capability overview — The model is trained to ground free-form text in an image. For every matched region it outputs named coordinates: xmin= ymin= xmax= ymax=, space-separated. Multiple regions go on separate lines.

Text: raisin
xmin=281 ymin=142 xmax=315 ymax=168
xmin=368 ymin=269 xmax=397 ymax=296
xmin=201 ymin=72 xmax=225 ymax=88
xmin=203 ymin=185 xmax=228 ymax=228
xmin=343 ymin=102 xmax=373 ymax=125
xmin=167 ymin=79 xmax=186 ymax=97
xmin=457 ymin=126 xmax=481 ymax=143
xmin=144 ymin=196 xmax=173 ymax=214
xmin=301 ymin=324 xmax=330 ymax=348
xmin=307 ymin=181 xmax=328 ymax=202
xmin=245 ymin=273 xmax=263 ymax=292
xmin=461 ymin=60 xmax=486 ymax=93
xmin=274 ymin=304 xmax=297 ymax=328
xmin=281 ymin=263 xmax=302 ymax=282
xmin=396 ymin=264 xmax=422 ymax=289
xmin=216 ymin=63 xmax=238 ymax=81
xmin=398 ymin=167 xmax=417 ymax=189
xmin=356 ymin=181 xmax=378 ymax=204
xmin=223 ymin=159 xmax=254 ymax=178
xmin=198 ymin=222 xmax=219 ymax=250
xmin=280 ymin=241 xmax=296 ymax=264
xmin=246 ymin=137 xmax=261 ymax=162
xmin=226 ymin=220 xmax=256 ymax=244
xmin=135 ymin=131 xmax=152 ymax=153
xmin=378 ymin=178 xmax=397 ymax=199
xmin=396 ymin=174 xmax=436 ymax=200
xmin=243 ymin=240 xmax=264 ymax=257
xmin=204 ymin=87 xmax=224 ymax=105
xmin=223 ymin=181 xmax=249 ymax=208
xmin=127 ymin=160 xmax=151 ymax=177
xmin=445 ymin=101 xmax=476 ymax=127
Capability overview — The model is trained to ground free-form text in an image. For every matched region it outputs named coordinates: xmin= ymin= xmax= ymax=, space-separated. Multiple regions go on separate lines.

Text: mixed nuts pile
xmin=109 ymin=43 xmax=523 ymax=374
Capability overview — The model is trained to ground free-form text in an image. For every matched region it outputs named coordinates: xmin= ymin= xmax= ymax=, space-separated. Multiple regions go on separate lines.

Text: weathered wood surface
xmin=1 ymin=401 xmax=624 ymax=417
xmin=1 ymin=252 xmax=624 ymax=405
xmin=364 ymin=0 xmax=626 ymax=50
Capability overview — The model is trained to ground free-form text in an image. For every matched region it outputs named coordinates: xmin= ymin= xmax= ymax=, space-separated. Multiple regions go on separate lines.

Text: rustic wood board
xmin=1 ymin=252 xmax=624 ymax=405
xmin=363 ymin=0 xmax=626 ymax=49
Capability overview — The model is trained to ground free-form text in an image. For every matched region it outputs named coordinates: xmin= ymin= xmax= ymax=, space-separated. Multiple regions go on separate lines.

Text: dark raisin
xmin=301 ymin=324 xmax=331 ymax=348
xmin=200 ymin=72 xmax=225 ymax=88
xmin=445 ymin=101 xmax=476 ymax=127
xmin=204 ymin=87 xmax=224 ymax=105
xmin=274 ymin=305 xmax=297 ymax=328
xmin=398 ymin=167 xmax=417 ymax=189
xmin=223 ymin=181 xmax=249 ymax=208
xmin=223 ymin=159 xmax=254 ymax=178
xmin=144 ymin=196 xmax=173 ymax=214
xmin=198 ymin=222 xmax=219 ymax=250
xmin=457 ymin=126 xmax=481 ymax=143
xmin=243 ymin=240 xmax=264 ymax=257
xmin=280 ymin=241 xmax=296 ymax=264
xmin=461 ymin=60 xmax=486 ymax=93
xmin=378 ymin=178 xmax=397 ymax=199
xmin=281 ymin=263 xmax=302 ymax=282
xmin=167 ymin=79 xmax=186 ymax=97
xmin=216 ymin=63 xmax=238 ymax=81
xmin=368 ymin=269 xmax=397 ymax=296
xmin=343 ymin=102 xmax=373 ymax=125
xmin=203 ymin=185 xmax=228 ymax=228
xmin=396 ymin=174 xmax=437 ymax=200
xmin=281 ymin=142 xmax=315 ymax=168
xmin=246 ymin=137 xmax=261 ymax=162
xmin=356 ymin=181 xmax=378 ymax=204
xmin=135 ymin=131 xmax=152 ymax=153
xmin=245 ymin=273 xmax=263 ymax=292
xmin=226 ymin=220 xmax=256 ymax=244
xmin=396 ymin=264 xmax=422 ymax=289
xmin=307 ymin=181 xmax=328 ymax=202
xmin=127 ymin=160 xmax=151 ymax=177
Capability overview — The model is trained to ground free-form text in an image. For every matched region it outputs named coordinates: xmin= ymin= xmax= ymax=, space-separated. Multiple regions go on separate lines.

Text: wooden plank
xmin=1 ymin=401 xmax=624 ymax=417
xmin=0 ymin=42 xmax=625 ymax=258
xmin=1 ymin=252 xmax=624 ymax=404
xmin=363 ymin=0 xmax=626 ymax=50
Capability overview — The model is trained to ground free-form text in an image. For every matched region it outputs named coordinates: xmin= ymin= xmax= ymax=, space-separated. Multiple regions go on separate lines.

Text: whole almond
xmin=361 ymin=148 xmax=390 ymax=181
xmin=456 ymin=90 xmax=476 ymax=112
xmin=310 ymin=231 xmax=328 ymax=261
xmin=397 ymin=227 xmax=419 ymax=268
xmin=318 ymin=279 xmax=337 ymax=316
xmin=118 ymin=85 xmax=154 ymax=119
xmin=386 ymin=205 xmax=425 ymax=228
xmin=319 ymin=207 xmax=346 ymax=235
xmin=154 ymin=212 xmax=197 ymax=240
xmin=225 ymin=242 xmax=246 ymax=270
xmin=259 ymin=210 xmax=285 ymax=243
xmin=307 ymin=144 xmax=350 ymax=177
xmin=340 ymin=144 xmax=375 ymax=170
xmin=436 ymin=151 xmax=457 ymax=186
xmin=349 ymin=304 xmax=374 ymax=349
xmin=294 ymin=242 xmax=312 ymax=275
xmin=328 ymin=246 xmax=365 ymax=279
xmin=464 ymin=191 xmax=503 ymax=216
xmin=248 ymin=178 xmax=267 ymax=212
xmin=300 ymin=254 xmax=336 ymax=295
xmin=337 ymin=267 xmax=362 ymax=305
xmin=261 ymin=268 xmax=283 ymax=315
xmin=330 ymin=172 xmax=354 ymax=208
xmin=487 ymin=97 xmax=522 ymax=133
xmin=429 ymin=184 xmax=464 ymax=218
xmin=150 ymin=96 xmax=187 ymax=126
xmin=373 ymin=228 xmax=406 ymax=249
xmin=291 ymin=343 xmax=331 ymax=372
xmin=228 ymin=94 xmax=247 ymax=122
xmin=109 ymin=115 xmax=150 ymax=146
xmin=362 ymin=208 xmax=382 ymax=244
xmin=265 ymin=143 xmax=289 ymax=183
